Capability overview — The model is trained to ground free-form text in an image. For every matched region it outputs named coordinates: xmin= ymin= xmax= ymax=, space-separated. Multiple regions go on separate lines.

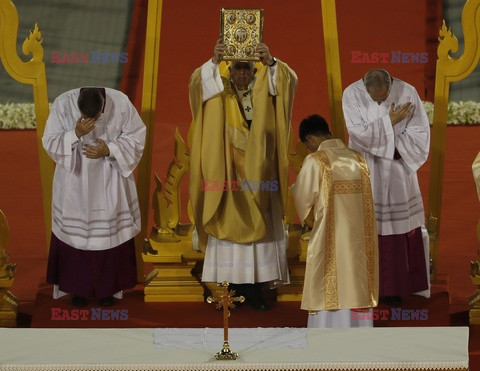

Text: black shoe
xmin=380 ymin=296 xmax=403 ymax=306
xmin=245 ymin=283 xmax=270 ymax=311
xmin=71 ymin=295 xmax=88 ymax=307
xmin=390 ymin=296 xmax=403 ymax=306
xmin=251 ymin=298 xmax=269 ymax=311
xmin=99 ymin=296 xmax=115 ymax=306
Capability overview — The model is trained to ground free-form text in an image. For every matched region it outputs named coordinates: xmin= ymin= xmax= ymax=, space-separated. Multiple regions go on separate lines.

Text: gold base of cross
xmin=215 ymin=341 xmax=238 ymax=360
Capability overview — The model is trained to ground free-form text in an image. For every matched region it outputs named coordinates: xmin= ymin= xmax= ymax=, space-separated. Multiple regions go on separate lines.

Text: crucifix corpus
xmin=207 ymin=281 xmax=245 ymax=360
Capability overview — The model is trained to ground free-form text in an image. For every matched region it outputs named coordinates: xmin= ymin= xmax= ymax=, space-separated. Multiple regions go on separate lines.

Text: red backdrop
xmin=9 ymin=0 xmax=471 ymax=308
xmin=120 ymin=0 xmax=440 ymax=226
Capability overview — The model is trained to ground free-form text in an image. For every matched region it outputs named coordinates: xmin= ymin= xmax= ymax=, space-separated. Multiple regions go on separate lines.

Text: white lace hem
xmin=0 ymin=360 xmax=468 ymax=370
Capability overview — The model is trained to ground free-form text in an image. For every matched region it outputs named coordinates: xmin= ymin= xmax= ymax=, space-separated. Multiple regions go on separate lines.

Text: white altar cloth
xmin=154 ymin=328 xmax=308 ymax=349
xmin=0 ymin=327 xmax=469 ymax=371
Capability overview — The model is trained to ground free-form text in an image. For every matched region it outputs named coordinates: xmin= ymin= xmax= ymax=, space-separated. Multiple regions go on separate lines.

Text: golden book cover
xmin=220 ymin=8 xmax=264 ymax=61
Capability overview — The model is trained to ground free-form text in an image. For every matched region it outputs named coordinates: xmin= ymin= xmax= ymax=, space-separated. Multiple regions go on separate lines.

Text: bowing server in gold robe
xmin=189 ymin=39 xmax=297 ymax=310
xmin=292 ymin=115 xmax=378 ymax=327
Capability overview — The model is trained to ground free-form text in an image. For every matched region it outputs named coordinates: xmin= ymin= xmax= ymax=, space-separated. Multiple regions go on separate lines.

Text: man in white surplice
xmin=342 ymin=69 xmax=430 ymax=306
xmin=43 ymin=87 xmax=146 ymax=307
xmin=189 ymin=39 xmax=297 ymax=310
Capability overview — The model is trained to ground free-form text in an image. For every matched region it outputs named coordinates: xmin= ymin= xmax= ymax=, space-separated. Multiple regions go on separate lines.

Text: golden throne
xmin=142 ymin=127 xmax=310 ymax=302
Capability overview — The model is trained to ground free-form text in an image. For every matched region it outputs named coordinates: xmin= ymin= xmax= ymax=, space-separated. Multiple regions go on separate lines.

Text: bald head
xmin=363 ymin=69 xmax=392 ymax=104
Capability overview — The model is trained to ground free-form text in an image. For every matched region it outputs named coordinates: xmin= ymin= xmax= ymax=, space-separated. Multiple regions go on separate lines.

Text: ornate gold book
xmin=220 ymin=8 xmax=264 ymax=61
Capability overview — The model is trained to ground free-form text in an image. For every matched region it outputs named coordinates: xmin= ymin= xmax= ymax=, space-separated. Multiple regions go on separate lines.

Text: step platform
xmin=31 ymin=283 xmax=450 ymax=328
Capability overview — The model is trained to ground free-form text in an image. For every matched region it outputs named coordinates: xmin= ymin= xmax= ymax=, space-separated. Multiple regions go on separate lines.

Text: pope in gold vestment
xmin=188 ymin=42 xmax=297 ymax=293
xmin=292 ymin=139 xmax=379 ymax=313
xmin=189 ymin=60 xmax=297 ymax=245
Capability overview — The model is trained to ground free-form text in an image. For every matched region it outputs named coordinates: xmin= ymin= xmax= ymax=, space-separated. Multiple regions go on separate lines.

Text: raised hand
xmin=75 ymin=116 xmax=96 ymax=138
xmin=83 ymin=138 xmax=110 ymax=159
xmin=389 ymin=102 xmax=413 ymax=125
xmin=255 ymin=43 xmax=274 ymax=66
xmin=212 ymin=38 xmax=225 ymax=64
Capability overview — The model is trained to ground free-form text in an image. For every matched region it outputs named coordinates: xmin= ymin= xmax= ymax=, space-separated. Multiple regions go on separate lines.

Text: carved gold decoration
xmin=22 ymin=23 xmax=44 ymax=62
xmin=0 ymin=0 xmax=52 ymax=249
xmin=428 ymin=0 xmax=480 ymax=281
xmin=0 ymin=210 xmax=17 ymax=327
xmin=220 ymin=8 xmax=263 ymax=61
xmin=437 ymin=21 xmax=459 ymax=60
xmin=142 ymin=128 xmax=207 ymax=302
xmin=153 ymin=128 xmax=190 ymax=235
xmin=470 ymin=250 xmax=480 ymax=324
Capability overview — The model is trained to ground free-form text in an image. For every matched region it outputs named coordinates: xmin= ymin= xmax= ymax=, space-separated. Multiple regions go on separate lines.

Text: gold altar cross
xmin=207 ymin=281 xmax=244 ymax=360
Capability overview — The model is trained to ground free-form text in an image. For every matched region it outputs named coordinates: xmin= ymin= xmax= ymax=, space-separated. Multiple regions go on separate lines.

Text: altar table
xmin=0 ymin=327 xmax=469 ymax=371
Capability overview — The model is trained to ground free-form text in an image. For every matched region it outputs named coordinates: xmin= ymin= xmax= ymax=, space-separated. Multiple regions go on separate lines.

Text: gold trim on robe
xmin=293 ymin=139 xmax=378 ymax=311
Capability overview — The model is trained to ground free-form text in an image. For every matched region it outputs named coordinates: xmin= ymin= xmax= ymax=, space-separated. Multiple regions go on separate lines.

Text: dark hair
xmin=77 ymin=88 xmax=104 ymax=118
xmin=299 ymin=114 xmax=331 ymax=142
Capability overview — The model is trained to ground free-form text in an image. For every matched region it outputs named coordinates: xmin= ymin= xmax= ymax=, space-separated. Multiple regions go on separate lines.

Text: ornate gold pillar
xmin=320 ymin=0 xmax=346 ymax=141
xmin=135 ymin=0 xmax=163 ymax=280
xmin=427 ymin=0 xmax=480 ymax=280
xmin=0 ymin=0 xmax=52 ymax=249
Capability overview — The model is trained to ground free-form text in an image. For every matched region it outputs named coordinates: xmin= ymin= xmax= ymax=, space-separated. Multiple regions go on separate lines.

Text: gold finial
xmin=22 ymin=23 xmax=44 ymax=62
xmin=437 ymin=20 xmax=459 ymax=60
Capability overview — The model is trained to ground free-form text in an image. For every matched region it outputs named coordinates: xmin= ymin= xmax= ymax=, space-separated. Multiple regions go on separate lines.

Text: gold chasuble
xmin=188 ymin=60 xmax=297 ymax=247
xmin=292 ymin=139 xmax=378 ymax=311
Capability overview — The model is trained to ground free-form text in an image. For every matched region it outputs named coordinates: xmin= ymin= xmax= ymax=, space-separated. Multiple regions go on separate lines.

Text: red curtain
xmin=120 ymin=0 xmax=148 ymax=110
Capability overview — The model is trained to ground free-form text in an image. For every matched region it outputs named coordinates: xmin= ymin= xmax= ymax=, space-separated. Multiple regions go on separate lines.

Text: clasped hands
xmin=75 ymin=116 xmax=110 ymax=159
xmin=389 ymin=102 xmax=413 ymax=125
xmin=212 ymin=38 xmax=274 ymax=65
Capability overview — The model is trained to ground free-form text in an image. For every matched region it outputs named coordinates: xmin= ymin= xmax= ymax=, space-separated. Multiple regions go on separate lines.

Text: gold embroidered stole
xmin=310 ymin=150 xmax=377 ymax=309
